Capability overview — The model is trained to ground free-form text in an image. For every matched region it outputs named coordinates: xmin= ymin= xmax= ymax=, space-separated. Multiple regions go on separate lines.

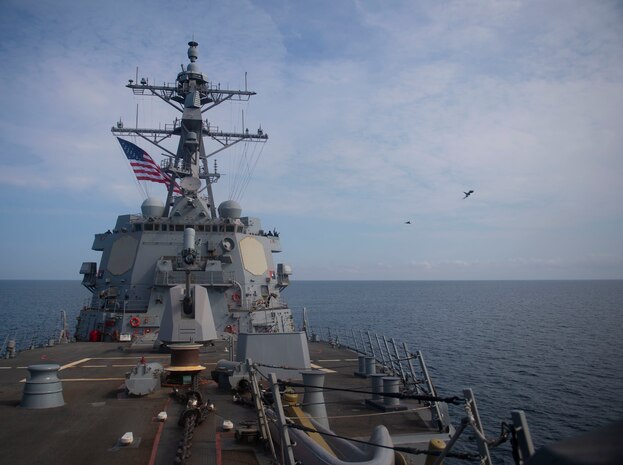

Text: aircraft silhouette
xmin=463 ymin=190 xmax=474 ymax=199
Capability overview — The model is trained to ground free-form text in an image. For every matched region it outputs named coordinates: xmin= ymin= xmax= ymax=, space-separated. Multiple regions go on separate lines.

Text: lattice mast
xmin=111 ymin=41 xmax=268 ymax=217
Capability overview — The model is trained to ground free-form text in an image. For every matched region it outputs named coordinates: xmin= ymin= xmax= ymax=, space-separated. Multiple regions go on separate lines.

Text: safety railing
xmin=1 ymin=310 xmax=71 ymax=358
xmin=307 ymin=325 xmax=451 ymax=432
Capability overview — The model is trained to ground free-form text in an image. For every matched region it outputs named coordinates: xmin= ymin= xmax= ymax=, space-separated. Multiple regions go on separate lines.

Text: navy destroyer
xmin=1 ymin=41 xmax=616 ymax=465
xmin=75 ymin=41 xmax=309 ymax=380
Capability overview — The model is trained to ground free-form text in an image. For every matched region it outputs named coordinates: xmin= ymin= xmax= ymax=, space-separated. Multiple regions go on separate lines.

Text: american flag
xmin=117 ymin=138 xmax=181 ymax=194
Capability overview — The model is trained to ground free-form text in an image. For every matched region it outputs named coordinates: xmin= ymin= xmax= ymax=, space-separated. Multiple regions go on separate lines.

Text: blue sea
xmin=1 ymin=279 xmax=622 ymax=462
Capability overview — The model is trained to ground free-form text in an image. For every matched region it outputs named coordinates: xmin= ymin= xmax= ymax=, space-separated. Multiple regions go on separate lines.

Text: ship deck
xmin=0 ymin=339 xmax=449 ymax=465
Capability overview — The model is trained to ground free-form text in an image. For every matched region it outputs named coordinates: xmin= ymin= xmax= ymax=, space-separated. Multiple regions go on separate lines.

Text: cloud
xmin=0 ymin=0 xmax=621 ymax=279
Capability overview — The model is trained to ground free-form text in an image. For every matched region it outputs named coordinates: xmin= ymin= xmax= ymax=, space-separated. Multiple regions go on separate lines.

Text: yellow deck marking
xmin=112 ymin=364 xmax=140 ymax=368
xmin=18 ymin=357 xmax=93 ymax=382
xmin=60 ymin=358 xmax=92 ymax=370
xmin=310 ymin=363 xmax=336 ymax=374
xmin=288 ymin=405 xmax=335 ymax=456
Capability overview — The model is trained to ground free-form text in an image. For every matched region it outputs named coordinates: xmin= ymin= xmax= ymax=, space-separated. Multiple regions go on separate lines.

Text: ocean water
xmin=281 ymin=280 xmax=623 ymax=460
xmin=0 ymin=280 xmax=89 ymax=349
xmin=1 ymin=279 xmax=622 ymax=461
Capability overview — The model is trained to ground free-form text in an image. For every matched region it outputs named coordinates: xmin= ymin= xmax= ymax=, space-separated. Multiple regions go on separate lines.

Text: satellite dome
xmin=218 ymin=200 xmax=242 ymax=219
xmin=141 ymin=197 xmax=165 ymax=218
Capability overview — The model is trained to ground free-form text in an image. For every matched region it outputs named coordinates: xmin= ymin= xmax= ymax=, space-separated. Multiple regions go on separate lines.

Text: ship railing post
xmin=345 ymin=328 xmax=353 ymax=349
xmin=351 ymin=329 xmax=360 ymax=353
xmin=59 ymin=310 xmax=69 ymax=344
xmin=246 ymin=359 xmax=277 ymax=462
xmin=403 ymin=342 xmax=419 ymax=391
xmin=374 ymin=333 xmax=388 ymax=370
xmin=382 ymin=336 xmax=397 ymax=376
xmin=302 ymin=307 xmax=310 ymax=340
xmin=417 ymin=351 xmax=437 ymax=396
xmin=431 ymin=417 xmax=469 ymax=465
xmin=359 ymin=330 xmax=368 ymax=356
xmin=269 ymin=373 xmax=297 ymax=465
xmin=511 ymin=410 xmax=535 ymax=463
xmin=418 ymin=351 xmax=446 ymax=431
xmin=463 ymin=388 xmax=492 ymax=465
xmin=390 ymin=338 xmax=407 ymax=383
xmin=366 ymin=331 xmax=376 ymax=360
xmin=338 ymin=328 xmax=344 ymax=347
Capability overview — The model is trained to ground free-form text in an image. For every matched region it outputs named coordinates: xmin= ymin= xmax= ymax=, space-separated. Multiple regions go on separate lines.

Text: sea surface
xmin=1 ymin=279 xmax=622 ymax=462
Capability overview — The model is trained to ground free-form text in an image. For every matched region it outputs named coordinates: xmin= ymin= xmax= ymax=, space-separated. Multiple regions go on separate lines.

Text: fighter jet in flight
xmin=463 ymin=190 xmax=474 ymax=199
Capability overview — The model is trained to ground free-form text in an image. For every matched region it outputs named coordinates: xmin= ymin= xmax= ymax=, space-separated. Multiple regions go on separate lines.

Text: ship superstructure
xmin=77 ymin=42 xmax=307 ymax=373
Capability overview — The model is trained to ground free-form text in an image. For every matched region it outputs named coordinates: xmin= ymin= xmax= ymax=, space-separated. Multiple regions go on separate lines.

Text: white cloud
xmin=0 ymin=0 xmax=621 ymax=279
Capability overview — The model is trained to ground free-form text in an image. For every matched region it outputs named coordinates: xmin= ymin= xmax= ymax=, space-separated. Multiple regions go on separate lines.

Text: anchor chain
xmin=173 ymin=389 xmax=213 ymax=465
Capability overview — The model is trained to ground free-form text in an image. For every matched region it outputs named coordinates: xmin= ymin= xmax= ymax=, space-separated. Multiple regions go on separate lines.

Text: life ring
xmin=232 ymin=293 xmax=241 ymax=303
xmin=129 ymin=316 xmax=140 ymax=328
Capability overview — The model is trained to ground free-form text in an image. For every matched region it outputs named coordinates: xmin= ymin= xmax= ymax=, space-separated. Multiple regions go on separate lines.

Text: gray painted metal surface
xmin=21 ymin=364 xmax=65 ymax=409
xmin=300 ymin=371 xmax=329 ymax=430
xmin=125 ymin=361 xmax=163 ymax=396
xmin=76 ymin=41 xmax=307 ymax=373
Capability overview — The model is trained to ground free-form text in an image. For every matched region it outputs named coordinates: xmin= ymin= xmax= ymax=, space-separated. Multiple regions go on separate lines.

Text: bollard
xmin=365 ymin=356 xmax=376 ymax=375
xmin=369 ymin=374 xmax=386 ymax=401
xmin=357 ymin=355 xmax=366 ymax=373
xmin=383 ymin=376 xmax=400 ymax=408
xmin=300 ymin=371 xmax=329 ymax=429
xmin=21 ymin=364 xmax=65 ymax=409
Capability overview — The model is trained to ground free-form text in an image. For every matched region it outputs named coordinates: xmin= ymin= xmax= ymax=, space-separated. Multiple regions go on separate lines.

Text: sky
xmin=0 ymin=0 xmax=622 ymax=280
